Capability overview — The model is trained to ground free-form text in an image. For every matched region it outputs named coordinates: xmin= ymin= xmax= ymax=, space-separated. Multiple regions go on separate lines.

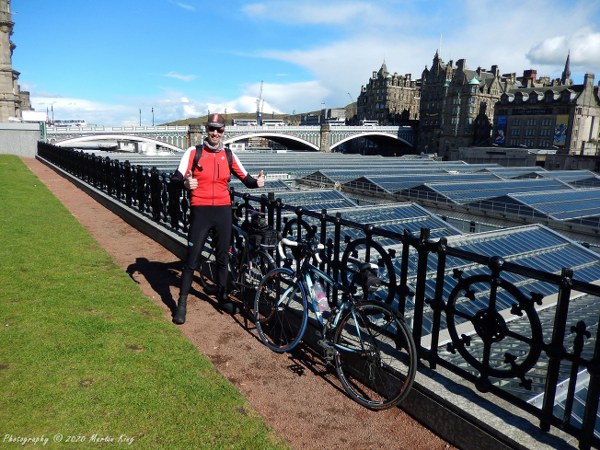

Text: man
xmin=172 ymin=113 xmax=265 ymax=324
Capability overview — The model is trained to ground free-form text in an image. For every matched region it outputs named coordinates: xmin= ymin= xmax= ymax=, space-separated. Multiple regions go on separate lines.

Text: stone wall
xmin=0 ymin=122 xmax=41 ymax=157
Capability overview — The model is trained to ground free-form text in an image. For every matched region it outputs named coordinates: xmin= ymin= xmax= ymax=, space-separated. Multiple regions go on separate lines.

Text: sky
xmin=11 ymin=0 xmax=600 ymax=127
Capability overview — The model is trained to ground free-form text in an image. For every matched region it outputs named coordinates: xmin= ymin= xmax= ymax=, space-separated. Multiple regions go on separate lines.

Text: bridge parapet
xmin=47 ymin=125 xmax=189 ymax=134
xmin=47 ymin=125 xmax=189 ymax=150
xmin=47 ymin=124 xmax=415 ymax=152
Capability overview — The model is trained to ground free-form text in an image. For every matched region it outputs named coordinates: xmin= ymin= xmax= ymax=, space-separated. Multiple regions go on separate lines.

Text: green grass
xmin=0 ymin=155 xmax=288 ymax=449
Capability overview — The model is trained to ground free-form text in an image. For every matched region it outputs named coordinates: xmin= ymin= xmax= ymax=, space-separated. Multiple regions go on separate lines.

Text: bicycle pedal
xmin=317 ymin=339 xmax=335 ymax=361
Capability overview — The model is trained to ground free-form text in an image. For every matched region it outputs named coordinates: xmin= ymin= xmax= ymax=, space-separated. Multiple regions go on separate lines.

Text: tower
xmin=561 ymin=52 xmax=572 ymax=86
xmin=0 ymin=0 xmax=26 ymax=122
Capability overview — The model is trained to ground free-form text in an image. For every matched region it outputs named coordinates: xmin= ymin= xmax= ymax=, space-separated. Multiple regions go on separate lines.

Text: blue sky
xmin=12 ymin=0 xmax=600 ymax=126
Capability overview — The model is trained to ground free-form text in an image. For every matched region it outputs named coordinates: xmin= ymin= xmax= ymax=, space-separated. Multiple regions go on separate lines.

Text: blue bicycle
xmin=253 ymin=236 xmax=417 ymax=410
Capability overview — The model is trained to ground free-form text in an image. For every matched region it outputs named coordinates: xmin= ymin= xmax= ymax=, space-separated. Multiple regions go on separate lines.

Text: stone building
xmin=418 ymin=51 xmax=513 ymax=158
xmin=494 ymin=61 xmax=600 ymax=158
xmin=0 ymin=0 xmax=30 ymax=122
xmin=356 ymin=61 xmax=420 ymax=125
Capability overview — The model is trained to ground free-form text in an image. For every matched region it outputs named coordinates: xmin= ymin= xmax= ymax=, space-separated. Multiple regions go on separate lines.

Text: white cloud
xmin=33 ymin=95 xmax=132 ymax=126
xmin=162 ymin=72 xmax=197 ymax=82
xmin=242 ymin=1 xmax=376 ymax=26
xmin=169 ymin=1 xmax=196 ymax=12
xmin=569 ymin=28 xmax=600 ymax=67
xmin=526 ymin=28 xmax=600 ymax=70
xmin=527 ymin=36 xmax=569 ymax=65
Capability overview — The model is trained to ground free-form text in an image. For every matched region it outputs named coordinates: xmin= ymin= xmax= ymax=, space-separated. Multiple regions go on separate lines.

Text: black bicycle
xmin=200 ymin=205 xmax=277 ymax=318
xmin=254 ymin=236 xmax=417 ymax=410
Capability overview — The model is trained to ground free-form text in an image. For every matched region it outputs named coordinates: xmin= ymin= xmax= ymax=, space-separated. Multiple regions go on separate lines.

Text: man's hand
xmin=184 ymin=171 xmax=198 ymax=190
xmin=256 ymin=170 xmax=265 ymax=187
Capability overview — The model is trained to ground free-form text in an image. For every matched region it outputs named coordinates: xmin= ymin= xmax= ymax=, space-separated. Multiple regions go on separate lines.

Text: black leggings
xmin=179 ymin=205 xmax=232 ymax=299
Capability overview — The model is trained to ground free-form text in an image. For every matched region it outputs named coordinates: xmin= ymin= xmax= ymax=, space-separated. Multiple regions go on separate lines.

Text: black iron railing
xmin=37 ymin=142 xmax=600 ymax=449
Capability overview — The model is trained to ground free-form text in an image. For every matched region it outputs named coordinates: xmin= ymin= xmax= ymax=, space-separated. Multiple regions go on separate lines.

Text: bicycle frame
xmin=200 ymin=208 xmax=275 ymax=301
xmin=279 ymin=239 xmax=377 ymax=357
xmin=302 ymin=264 xmax=348 ymax=331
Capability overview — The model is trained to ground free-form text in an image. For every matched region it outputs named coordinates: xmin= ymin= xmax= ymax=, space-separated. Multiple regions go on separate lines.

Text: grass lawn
xmin=0 ymin=155 xmax=288 ymax=449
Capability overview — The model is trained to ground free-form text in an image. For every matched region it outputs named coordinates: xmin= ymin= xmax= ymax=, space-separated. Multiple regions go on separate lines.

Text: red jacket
xmin=176 ymin=145 xmax=255 ymax=206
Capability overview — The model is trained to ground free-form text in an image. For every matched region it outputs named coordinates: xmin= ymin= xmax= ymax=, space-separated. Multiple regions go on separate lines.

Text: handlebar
xmin=278 ymin=238 xmax=382 ymax=293
xmin=278 ymin=237 xmax=324 ymax=264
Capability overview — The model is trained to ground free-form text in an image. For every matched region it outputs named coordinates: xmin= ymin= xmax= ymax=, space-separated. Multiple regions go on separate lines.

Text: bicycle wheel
xmin=240 ymin=249 xmax=276 ymax=314
xmin=254 ymin=267 xmax=308 ymax=353
xmin=333 ymin=301 xmax=417 ymax=410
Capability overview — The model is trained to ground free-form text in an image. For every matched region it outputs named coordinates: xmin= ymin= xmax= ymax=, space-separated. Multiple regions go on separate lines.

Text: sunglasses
xmin=207 ymin=126 xmax=225 ymax=133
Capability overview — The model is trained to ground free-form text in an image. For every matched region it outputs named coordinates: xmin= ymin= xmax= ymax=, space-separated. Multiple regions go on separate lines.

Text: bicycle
xmin=200 ymin=205 xmax=277 ymax=319
xmin=253 ymin=236 xmax=417 ymax=410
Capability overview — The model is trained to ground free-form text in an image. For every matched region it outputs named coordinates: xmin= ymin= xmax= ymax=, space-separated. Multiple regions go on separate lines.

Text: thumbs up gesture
xmin=256 ymin=170 xmax=265 ymax=187
xmin=184 ymin=170 xmax=198 ymax=190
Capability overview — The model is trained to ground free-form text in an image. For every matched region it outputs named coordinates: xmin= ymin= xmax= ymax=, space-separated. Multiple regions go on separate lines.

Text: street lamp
xmin=152 ymin=107 xmax=154 ymax=126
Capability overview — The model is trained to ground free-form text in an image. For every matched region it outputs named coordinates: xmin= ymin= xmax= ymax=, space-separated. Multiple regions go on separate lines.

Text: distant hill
xmin=160 ymin=104 xmax=356 ymax=127
xmin=161 ymin=112 xmax=307 ymax=127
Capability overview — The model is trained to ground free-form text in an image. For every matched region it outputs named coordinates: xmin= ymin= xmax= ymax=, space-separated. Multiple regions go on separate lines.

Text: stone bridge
xmin=46 ymin=123 xmax=415 ymax=153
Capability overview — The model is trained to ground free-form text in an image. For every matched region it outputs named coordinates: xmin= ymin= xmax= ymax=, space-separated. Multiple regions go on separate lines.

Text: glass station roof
xmin=398 ymin=178 xmax=573 ymax=204
xmin=229 ymin=179 xmax=291 ymax=196
xmin=467 ymin=188 xmax=600 ymax=222
xmin=270 ymin=189 xmax=358 ymax=210
xmin=285 ymin=202 xmax=463 ymax=243
xmin=343 ymin=173 xmax=502 ymax=194
xmin=397 ymin=224 xmax=600 ymax=333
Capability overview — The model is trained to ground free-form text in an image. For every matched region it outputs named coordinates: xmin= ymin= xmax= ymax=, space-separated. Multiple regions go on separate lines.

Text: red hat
xmin=206 ymin=113 xmax=225 ymax=127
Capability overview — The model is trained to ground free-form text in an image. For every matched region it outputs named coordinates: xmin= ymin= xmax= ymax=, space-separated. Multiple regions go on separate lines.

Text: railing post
xmin=150 ymin=167 xmax=161 ymax=221
xmin=124 ymin=161 xmax=132 ymax=206
xmin=397 ymin=229 xmax=413 ymax=315
xmin=579 ymin=317 xmax=600 ymax=450
xmin=540 ymin=268 xmax=573 ymax=432
xmin=333 ymin=213 xmax=342 ymax=284
xmin=167 ymin=179 xmax=182 ymax=231
xmin=426 ymin=237 xmax=448 ymax=368
xmin=266 ymin=192 xmax=275 ymax=228
xmin=135 ymin=165 xmax=146 ymax=212
xmin=412 ymin=227 xmax=431 ymax=345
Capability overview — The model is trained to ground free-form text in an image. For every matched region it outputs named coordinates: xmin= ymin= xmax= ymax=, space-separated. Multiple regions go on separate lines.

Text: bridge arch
xmin=224 ymin=132 xmax=319 ymax=151
xmin=330 ymin=131 xmax=414 ymax=151
xmin=52 ymin=134 xmax=184 ymax=153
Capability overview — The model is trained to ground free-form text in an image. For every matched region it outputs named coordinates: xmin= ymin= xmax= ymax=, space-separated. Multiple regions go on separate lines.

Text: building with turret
xmin=0 ymin=0 xmax=30 ymax=122
xmin=356 ymin=61 xmax=420 ymax=125
xmin=418 ymin=51 xmax=515 ymax=158
xmin=493 ymin=55 xmax=600 ymax=160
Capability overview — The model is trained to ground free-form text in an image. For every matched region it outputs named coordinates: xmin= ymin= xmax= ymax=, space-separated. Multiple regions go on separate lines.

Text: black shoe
xmin=173 ymin=296 xmax=187 ymax=325
xmin=219 ymin=299 xmax=237 ymax=315
xmin=204 ymin=284 xmax=219 ymax=295
xmin=217 ymin=288 xmax=237 ymax=315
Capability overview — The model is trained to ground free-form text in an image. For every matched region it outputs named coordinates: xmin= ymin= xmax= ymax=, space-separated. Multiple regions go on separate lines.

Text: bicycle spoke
xmin=254 ymin=268 xmax=308 ymax=353
xmin=334 ymin=302 xmax=417 ymax=410
xmin=240 ymin=250 xmax=275 ymax=317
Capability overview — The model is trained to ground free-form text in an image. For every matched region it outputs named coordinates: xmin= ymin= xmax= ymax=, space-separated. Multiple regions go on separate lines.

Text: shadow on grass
xmin=125 ymin=257 xmax=219 ymax=318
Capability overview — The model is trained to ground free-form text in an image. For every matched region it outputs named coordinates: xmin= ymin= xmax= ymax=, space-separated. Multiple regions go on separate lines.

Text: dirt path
xmin=25 ymin=157 xmax=454 ymax=450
